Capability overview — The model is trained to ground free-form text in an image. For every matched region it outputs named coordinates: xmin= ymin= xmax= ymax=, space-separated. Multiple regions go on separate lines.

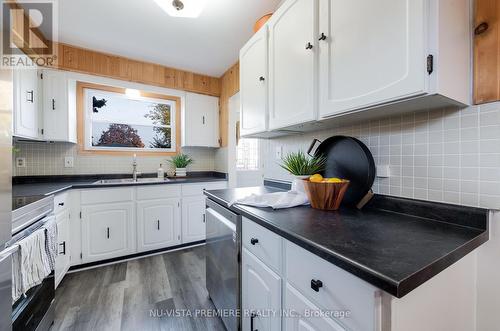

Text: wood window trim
xmin=76 ymin=81 xmax=181 ymax=156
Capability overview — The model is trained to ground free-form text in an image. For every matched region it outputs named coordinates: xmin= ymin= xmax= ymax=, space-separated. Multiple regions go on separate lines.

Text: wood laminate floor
xmin=52 ymin=246 xmax=226 ymax=331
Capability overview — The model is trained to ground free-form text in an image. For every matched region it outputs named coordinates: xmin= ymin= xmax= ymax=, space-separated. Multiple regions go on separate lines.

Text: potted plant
xmin=168 ymin=153 xmax=193 ymax=177
xmin=279 ymin=151 xmax=326 ymax=193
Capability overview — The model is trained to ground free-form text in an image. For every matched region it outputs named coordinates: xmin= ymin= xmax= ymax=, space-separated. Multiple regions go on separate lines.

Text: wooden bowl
xmin=302 ymin=179 xmax=350 ymax=211
xmin=253 ymin=13 xmax=273 ymax=33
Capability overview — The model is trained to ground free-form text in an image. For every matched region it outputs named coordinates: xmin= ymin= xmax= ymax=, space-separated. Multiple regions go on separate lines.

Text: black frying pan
xmin=307 ymin=136 xmax=375 ymax=206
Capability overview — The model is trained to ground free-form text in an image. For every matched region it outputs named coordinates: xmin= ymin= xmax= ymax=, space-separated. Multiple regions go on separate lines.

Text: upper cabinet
xmin=182 ymin=92 xmax=219 ymax=147
xmin=13 ymin=68 xmax=42 ymax=139
xmin=318 ymin=0 xmax=426 ymax=117
xmin=239 ymin=0 xmax=471 ymax=137
xmin=13 ymin=68 xmax=76 ymax=143
xmin=268 ymin=0 xmax=317 ymax=130
xmin=240 ymin=25 xmax=268 ymax=136
xmin=42 ymin=69 xmax=77 ymax=143
xmin=474 ymin=0 xmax=500 ymax=104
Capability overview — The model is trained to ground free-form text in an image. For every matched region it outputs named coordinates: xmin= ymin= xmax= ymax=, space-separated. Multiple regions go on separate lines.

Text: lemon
xmin=326 ymin=178 xmax=342 ymax=183
xmin=309 ymin=174 xmax=323 ymax=182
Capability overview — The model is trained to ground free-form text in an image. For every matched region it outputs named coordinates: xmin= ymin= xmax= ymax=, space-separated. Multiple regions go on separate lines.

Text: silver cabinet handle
xmin=26 ymin=90 xmax=34 ymax=103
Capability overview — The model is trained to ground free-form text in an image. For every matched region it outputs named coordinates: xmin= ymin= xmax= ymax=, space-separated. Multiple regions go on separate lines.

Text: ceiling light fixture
xmin=153 ymin=0 xmax=207 ymax=18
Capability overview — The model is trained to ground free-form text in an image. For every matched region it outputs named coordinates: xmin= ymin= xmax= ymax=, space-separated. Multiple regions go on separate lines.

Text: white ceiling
xmin=52 ymin=0 xmax=281 ymax=77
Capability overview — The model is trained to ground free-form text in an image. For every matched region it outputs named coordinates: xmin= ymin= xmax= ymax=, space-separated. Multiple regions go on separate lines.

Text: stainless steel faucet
xmin=132 ymin=154 xmax=141 ymax=181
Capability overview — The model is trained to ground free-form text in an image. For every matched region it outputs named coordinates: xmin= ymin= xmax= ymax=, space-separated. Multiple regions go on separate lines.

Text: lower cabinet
xmin=55 ymin=209 xmax=71 ymax=288
xmin=241 ymin=247 xmax=281 ymax=331
xmin=181 ymin=196 xmax=206 ymax=243
xmin=81 ymin=202 xmax=134 ymax=263
xmin=136 ymin=198 xmax=181 ymax=252
xmin=284 ymin=283 xmax=345 ymax=331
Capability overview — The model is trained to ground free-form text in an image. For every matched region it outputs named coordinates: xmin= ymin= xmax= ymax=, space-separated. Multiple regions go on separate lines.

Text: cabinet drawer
xmin=286 ymin=240 xmax=379 ymax=331
xmin=242 ymin=217 xmax=282 ymax=272
xmin=136 ymin=185 xmax=181 ymax=200
xmin=181 ymin=181 xmax=227 ymax=197
xmin=53 ymin=192 xmax=69 ymax=214
xmin=81 ymin=188 xmax=134 ymax=205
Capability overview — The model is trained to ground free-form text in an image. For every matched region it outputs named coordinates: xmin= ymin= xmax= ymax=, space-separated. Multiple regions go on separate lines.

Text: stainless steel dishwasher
xmin=205 ymin=198 xmax=240 ymax=331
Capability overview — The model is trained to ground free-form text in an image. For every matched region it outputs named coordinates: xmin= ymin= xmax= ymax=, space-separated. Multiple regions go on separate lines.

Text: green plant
xmin=279 ymin=151 xmax=326 ymax=176
xmin=168 ymin=153 xmax=193 ymax=168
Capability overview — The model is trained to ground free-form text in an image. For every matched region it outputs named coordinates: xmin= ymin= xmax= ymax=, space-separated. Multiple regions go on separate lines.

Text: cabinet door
xmin=55 ymin=210 xmax=71 ymax=288
xmin=318 ymin=0 xmax=426 ymax=117
xmin=268 ymin=0 xmax=317 ymax=130
xmin=183 ymin=92 xmax=219 ymax=147
xmin=240 ymin=25 xmax=268 ymax=136
xmin=81 ymin=202 xmax=134 ymax=263
xmin=137 ymin=198 xmax=181 ymax=252
xmin=42 ymin=69 xmax=72 ymax=142
xmin=181 ymin=196 xmax=206 ymax=243
xmin=13 ymin=68 xmax=41 ymax=139
xmin=285 ymin=283 xmax=345 ymax=331
xmin=242 ymin=248 xmax=281 ymax=331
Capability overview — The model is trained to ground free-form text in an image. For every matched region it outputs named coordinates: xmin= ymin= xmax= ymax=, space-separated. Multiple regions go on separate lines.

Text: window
xmin=236 ymin=138 xmax=259 ymax=171
xmin=78 ymin=82 xmax=180 ymax=154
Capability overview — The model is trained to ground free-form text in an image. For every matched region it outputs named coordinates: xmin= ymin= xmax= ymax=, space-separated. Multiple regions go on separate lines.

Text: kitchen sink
xmin=92 ymin=177 xmax=170 ymax=185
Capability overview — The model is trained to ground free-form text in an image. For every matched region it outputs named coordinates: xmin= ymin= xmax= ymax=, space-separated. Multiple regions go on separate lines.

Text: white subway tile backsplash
xmin=263 ymin=104 xmax=500 ymax=209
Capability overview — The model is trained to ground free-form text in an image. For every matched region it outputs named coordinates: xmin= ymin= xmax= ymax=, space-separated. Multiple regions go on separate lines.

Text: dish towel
xmin=43 ymin=216 xmax=57 ymax=271
xmin=12 ymin=228 xmax=51 ymax=303
xmin=230 ymin=190 xmax=309 ymax=210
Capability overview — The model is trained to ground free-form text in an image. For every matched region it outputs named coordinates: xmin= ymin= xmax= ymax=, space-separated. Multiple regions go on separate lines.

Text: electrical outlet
xmin=275 ymin=146 xmax=283 ymax=160
xmin=376 ymin=165 xmax=391 ymax=178
xmin=64 ymin=156 xmax=74 ymax=168
xmin=16 ymin=157 xmax=26 ymax=168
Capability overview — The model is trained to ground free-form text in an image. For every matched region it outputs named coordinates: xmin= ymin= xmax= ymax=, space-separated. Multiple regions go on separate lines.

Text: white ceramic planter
xmin=291 ymin=175 xmax=309 ymax=193
xmin=175 ymin=167 xmax=187 ymax=177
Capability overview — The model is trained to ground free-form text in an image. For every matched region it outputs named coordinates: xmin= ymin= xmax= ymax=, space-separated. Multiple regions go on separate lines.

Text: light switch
xmin=64 ymin=156 xmax=74 ymax=168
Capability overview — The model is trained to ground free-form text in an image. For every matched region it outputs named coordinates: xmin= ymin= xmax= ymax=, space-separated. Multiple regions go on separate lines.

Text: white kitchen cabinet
xmin=239 ymin=25 xmax=268 ymax=136
xmin=317 ymin=0 xmax=470 ymax=118
xmin=136 ymin=198 xmax=181 ymax=252
xmin=42 ymin=69 xmax=76 ymax=143
xmin=318 ymin=0 xmax=426 ymax=117
xmin=55 ymin=209 xmax=71 ymax=288
xmin=13 ymin=68 xmax=42 ymax=139
xmin=241 ymin=247 xmax=281 ymax=331
xmin=267 ymin=0 xmax=317 ymax=130
xmin=182 ymin=92 xmax=219 ymax=147
xmin=284 ymin=283 xmax=345 ymax=331
xmin=181 ymin=196 xmax=206 ymax=243
xmin=81 ymin=202 xmax=134 ymax=263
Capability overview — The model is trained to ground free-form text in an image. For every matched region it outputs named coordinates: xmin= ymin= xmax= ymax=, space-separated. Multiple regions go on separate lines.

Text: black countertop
xmin=13 ymin=172 xmax=227 ymax=197
xmin=205 ymin=186 xmax=488 ymax=298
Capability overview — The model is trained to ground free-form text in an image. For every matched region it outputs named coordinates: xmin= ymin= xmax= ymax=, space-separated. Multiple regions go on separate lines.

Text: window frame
xmin=76 ymin=82 xmax=181 ymax=156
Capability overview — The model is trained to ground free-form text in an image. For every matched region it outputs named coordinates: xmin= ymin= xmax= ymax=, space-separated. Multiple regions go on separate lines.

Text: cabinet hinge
xmin=427 ymin=54 xmax=434 ymax=75
xmin=40 ymin=129 xmax=44 ymax=135
xmin=80 ymin=252 xmax=83 ymax=259
xmin=40 ymin=73 xmax=43 ymax=79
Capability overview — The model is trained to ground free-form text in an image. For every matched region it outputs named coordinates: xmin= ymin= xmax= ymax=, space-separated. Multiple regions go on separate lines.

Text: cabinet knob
xmin=318 ymin=32 xmax=327 ymax=41
xmin=259 ymin=76 xmax=265 ymax=82
xmin=58 ymin=202 xmax=64 ymax=206
xmin=250 ymin=238 xmax=259 ymax=245
xmin=475 ymin=22 xmax=489 ymax=35
xmin=305 ymin=42 xmax=313 ymax=50
xmin=311 ymin=279 xmax=323 ymax=292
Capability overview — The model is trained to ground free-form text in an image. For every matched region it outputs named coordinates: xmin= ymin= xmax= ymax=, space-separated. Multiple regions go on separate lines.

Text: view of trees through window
xmin=85 ymin=88 xmax=175 ymax=151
